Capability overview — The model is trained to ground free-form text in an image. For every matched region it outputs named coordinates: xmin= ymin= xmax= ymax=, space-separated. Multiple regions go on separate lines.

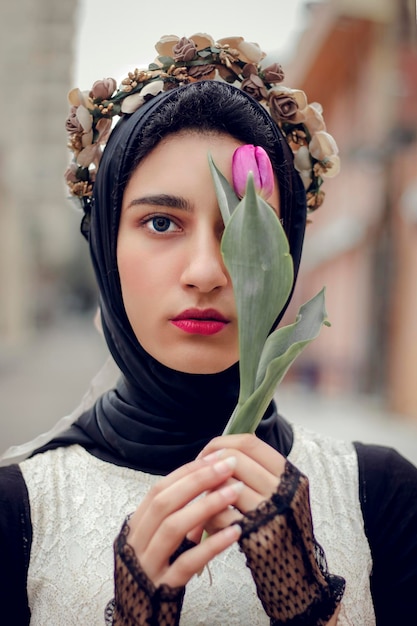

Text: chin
xmin=161 ymin=353 xmax=238 ymax=375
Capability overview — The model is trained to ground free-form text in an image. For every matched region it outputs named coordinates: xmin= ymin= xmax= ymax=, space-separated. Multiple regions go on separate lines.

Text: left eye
xmin=148 ymin=216 xmax=175 ymax=233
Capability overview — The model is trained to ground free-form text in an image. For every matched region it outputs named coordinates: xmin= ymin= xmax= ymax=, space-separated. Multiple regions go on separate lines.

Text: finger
xmin=204 ymin=508 xmax=243 ymax=534
xmin=186 ymin=524 xmax=204 ymax=545
xmin=199 ymin=434 xmax=285 ymax=477
xmin=129 ymin=456 xmax=238 ymax=551
xmin=138 ymin=455 xmax=226 ymax=512
xmin=160 ymin=524 xmax=242 ymax=588
xmin=203 ymin=448 xmax=279 ymax=501
xmin=143 ymin=481 xmax=244 ymax=579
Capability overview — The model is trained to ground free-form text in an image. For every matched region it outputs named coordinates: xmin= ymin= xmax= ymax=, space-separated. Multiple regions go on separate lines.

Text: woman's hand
xmin=124 ymin=455 xmax=243 ymax=589
xmin=197 ymin=433 xmax=286 ymax=531
xmin=199 ymin=435 xmax=345 ymax=626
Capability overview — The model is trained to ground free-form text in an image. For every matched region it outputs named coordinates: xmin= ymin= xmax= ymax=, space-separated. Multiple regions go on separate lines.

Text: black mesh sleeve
xmin=107 ymin=517 xmax=196 ymax=625
xmin=237 ymin=461 xmax=345 ymax=625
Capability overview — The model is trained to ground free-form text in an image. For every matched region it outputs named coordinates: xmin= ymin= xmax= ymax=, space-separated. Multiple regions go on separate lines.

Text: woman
xmin=0 ymin=35 xmax=416 ymax=626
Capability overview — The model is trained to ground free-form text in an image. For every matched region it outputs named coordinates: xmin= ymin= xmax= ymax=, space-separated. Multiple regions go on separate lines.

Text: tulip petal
xmin=232 ymin=145 xmax=274 ymax=200
xmin=254 ymin=146 xmax=274 ymax=199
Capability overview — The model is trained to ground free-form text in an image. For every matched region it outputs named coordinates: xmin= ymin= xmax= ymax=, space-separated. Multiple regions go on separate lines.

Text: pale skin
xmin=116 ymin=130 xmax=339 ymax=624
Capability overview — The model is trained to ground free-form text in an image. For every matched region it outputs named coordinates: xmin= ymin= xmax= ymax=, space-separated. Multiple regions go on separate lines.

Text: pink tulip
xmin=232 ymin=145 xmax=275 ymax=200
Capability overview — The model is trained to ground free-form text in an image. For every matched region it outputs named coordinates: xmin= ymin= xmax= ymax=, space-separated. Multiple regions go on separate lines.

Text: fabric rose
xmin=232 ymin=144 xmax=275 ymax=200
xmin=241 ymin=65 xmax=267 ymax=100
xmin=268 ymin=87 xmax=307 ymax=123
xmin=262 ymin=63 xmax=285 ymax=84
xmin=188 ymin=64 xmax=216 ymax=79
xmin=173 ymin=36 xmax=197 ymax=62
xmin=65 ymin=106 xmax=83 ymax=135
xmin=241 ymin=74 xmax=268 ymax=101
xmin=90 ymin=78 xmax=117 ymax=101
xmin=155 ymin=33 xmax=214 ymax=58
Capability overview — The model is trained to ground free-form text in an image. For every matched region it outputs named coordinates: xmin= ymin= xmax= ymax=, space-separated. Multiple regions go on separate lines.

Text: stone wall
xmin=0 ymin=0 xmax=83 ymax=343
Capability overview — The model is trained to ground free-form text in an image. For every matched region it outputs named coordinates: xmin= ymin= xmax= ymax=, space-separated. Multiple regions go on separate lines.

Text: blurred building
xmin=0 ymin=0 xmax=93 ymax=347
xmin=284 ymin=0 xmax=417 ymax=419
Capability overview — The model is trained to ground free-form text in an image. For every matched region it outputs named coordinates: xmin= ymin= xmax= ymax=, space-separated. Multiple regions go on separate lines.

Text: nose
xmin=180 ymin=228 xmax=229 ymax=293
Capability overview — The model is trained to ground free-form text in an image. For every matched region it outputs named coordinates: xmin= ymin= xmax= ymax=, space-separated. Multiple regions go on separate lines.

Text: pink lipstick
xmin=171 ymin=309 xmax=229 ymax=336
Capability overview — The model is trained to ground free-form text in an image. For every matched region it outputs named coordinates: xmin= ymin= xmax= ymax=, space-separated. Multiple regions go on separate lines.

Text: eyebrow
xmin=126 ymin=194 xmax=193 ymax=212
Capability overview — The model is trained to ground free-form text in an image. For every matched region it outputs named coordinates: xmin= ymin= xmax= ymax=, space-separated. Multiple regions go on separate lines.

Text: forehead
xmin=144 ymin=129 xmax=242 ymax=163
xmin=125 ymin=130 xmax=243 ymax=189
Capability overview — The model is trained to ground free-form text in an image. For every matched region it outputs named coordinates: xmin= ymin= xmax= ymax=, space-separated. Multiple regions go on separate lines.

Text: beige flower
xmin=315 ymin=154 xmax=341 ymax=178
xmin=76 ymin=143 xmax=102 ymax=168
xmin=96 ymin=117 xmax=112 ymax=143
xmin=68 ymin=88 xmax=93 ymax=110
xmin=309 ymin=131 xmax=339 ymax=161
xmin=90 ymin=78 xmax=117 ymax=101
xmin=299 ymin=102 xmax=326 ymax=135
xmin=76 ymin=105 xmax=93 ymax=134
xmin=120 ymin=79 xmax=165 ymax=114
xmin=294 ymin=145 xmax=313 ymax=190
xmin=217 ymin=37 xmax=265 ymax=64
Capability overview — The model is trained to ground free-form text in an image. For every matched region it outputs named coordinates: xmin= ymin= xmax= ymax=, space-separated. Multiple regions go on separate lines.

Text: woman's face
xmin=117 ymin=131 xmax=280 ymax=374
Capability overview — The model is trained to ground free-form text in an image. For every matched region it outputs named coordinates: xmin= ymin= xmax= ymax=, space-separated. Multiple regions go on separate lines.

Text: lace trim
xmin=107 ymin=517 xmax=190 ymax=625
xmin=237 ymin=460 xmax=345 ymax=626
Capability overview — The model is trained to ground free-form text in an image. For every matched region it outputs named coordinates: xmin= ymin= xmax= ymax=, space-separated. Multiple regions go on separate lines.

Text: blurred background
xmin=1 ymin=0 xmax=417 ymax=463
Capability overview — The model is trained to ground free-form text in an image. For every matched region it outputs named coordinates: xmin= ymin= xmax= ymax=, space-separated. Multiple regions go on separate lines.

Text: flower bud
xmin=232 ymin=145 xmax=275 ymax=200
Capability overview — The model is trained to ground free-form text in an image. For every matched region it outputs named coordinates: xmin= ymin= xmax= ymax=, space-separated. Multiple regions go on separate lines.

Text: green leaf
xmin=207 ymin=154 xmax=240 ymax=224
xmin=223 ymin=288 xmax=328 ymax=435
xmin=221 ymin=175 xmax=293 ymax=405
xmin=157 ymin=55 xmax=175 ymax=66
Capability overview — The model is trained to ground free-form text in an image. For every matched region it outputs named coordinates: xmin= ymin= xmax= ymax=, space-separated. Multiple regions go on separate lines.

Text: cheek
xmin=117 ymin=242 xmax=175 ymax=307
xmin=117 ymin=240 xmax=148 ymax=307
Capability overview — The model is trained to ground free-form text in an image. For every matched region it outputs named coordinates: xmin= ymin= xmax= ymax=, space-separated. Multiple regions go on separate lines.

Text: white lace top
xmin=20 ymin=425 xmax=375 ymax=625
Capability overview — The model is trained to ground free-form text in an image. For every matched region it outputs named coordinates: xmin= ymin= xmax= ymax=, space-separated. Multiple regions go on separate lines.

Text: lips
xmin=171 ymin=308 xmax=229 ymax=336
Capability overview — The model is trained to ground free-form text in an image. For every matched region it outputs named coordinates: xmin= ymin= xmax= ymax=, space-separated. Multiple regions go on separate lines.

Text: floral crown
xmin=65 ymin=33 xmax=340 ymax=214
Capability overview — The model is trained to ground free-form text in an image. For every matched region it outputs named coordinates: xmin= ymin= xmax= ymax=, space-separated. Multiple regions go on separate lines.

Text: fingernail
xmin=220 ymin=481 xmax=244 ymax=498
xmin=201 ymin=449 xmax=225 ymax=463
xmin=223 ymin=524 xmax=242 ymax=541
xmin=213 ymin=456 xmax=237 ymax=474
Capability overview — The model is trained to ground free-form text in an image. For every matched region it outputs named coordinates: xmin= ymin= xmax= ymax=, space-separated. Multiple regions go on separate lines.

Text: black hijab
xmin=37 ymin=82 xmax=307 ymax=473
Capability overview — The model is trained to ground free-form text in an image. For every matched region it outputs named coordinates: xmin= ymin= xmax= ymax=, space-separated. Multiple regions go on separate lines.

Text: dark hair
xmin=122 ymin=80 xmax=293 ymax=200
